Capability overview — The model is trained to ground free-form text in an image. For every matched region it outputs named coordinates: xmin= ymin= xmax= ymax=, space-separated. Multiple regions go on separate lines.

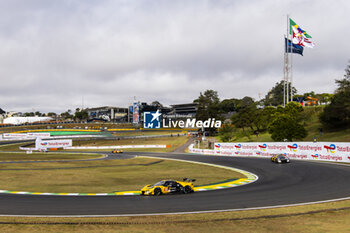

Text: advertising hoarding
xmin=133 ymin=102 xmax=139 ymax=124
xmin=212 ymin=142 xmax=350 ymax=163
xmin=3 ymin=133 xmax=50 ymax=139
xmin=36 ymin=139 xmax=72 ymax=150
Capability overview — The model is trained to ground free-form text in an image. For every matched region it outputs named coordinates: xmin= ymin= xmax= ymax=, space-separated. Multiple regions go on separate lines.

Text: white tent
xmin=3 ymin=117 xmax=53 ymax=125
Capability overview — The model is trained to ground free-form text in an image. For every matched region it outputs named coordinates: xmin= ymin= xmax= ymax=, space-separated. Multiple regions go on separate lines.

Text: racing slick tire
xmin=183 ymin=185 xmax=192 ymax=194
xmin=153 ymin=188 xmax=162 ymax=196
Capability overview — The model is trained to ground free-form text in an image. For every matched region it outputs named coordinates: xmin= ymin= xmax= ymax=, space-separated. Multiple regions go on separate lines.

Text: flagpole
xmin=283 ymin=35 xmax=286 ymax=107
xmin=286 ymin=14 xmax=290 ymax=105
xmin=290 ymin=14 xmax=293 ymax=103
xmin=290 ymin=44 xmax=293 ymax=102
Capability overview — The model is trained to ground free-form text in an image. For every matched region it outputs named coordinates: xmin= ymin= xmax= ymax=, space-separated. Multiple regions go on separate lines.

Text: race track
xmin=0 ymin=152 xmax=350 ymax=216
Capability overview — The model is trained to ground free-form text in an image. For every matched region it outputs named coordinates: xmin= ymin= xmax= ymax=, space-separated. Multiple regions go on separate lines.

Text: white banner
xmin=3 ymin=133 xmax=27 ymax=139
xmin=36 ymin=139 xmax=72 ymax=149
xmin=27 ymin=133 xmax=51 ymax=138
xmin=187 ymin=145 xmax=215 ymax=155
xmin=3 ymin=133 xmax=50 ymax=139
xmin=188 ymin=142 xmax=350 ymax=163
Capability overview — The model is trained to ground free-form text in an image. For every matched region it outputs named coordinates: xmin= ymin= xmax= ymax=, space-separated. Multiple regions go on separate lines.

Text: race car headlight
xmin=146 ymin=191 xmax=149 ymax=194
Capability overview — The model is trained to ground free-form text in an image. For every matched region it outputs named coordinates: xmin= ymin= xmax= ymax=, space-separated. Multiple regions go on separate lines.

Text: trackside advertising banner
xmin=36 ymin=139 xmax=72 ymax=149
xmin=2 ymin=133 xmax=50 ymax=139
xmin=189 ymin=142 xmax=350 ymax=163
xmin=188 ymin=145 xmax=215 ymax=155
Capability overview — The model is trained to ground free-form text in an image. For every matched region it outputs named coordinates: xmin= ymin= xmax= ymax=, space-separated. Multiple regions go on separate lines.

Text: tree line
xmin=195 ymin=61 xmax=350 ymax=142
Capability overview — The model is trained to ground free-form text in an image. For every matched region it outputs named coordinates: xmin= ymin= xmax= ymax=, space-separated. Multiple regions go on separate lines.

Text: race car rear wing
xmin=183 ymin=178 xmax=196 ymax=182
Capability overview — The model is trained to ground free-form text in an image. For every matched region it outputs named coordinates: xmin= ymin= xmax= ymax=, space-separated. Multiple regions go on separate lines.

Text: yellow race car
xmin=271 ymin=154 xmax=290 ymax=163
xmin=141 ymin=178 xmax=195 ymax=196
xmin=112 ymin=149 xmax=123 ymax=154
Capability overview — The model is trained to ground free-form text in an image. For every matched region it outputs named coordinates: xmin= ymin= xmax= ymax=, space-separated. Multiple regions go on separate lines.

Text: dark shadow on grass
xmin=0 ymin=160 xmax=164 ymax=171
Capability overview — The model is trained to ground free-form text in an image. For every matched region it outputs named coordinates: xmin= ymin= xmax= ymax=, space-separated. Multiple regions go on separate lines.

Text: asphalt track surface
xmin=0 ymin=151 xmax=350 ymax=216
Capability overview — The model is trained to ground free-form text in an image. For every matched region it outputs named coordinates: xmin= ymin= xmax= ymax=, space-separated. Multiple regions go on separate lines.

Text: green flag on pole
xmin=289 ymin=18 xmax=312 ymax=38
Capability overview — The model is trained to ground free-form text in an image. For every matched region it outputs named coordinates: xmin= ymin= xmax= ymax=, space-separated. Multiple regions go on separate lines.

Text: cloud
xmin=0 ymin=0 xmax=349 ymax=112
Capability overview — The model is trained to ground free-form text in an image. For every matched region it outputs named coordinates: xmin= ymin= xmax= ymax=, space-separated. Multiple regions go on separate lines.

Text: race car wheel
xmin=183 ymin=185 xmax=192 ymax=194
xmin=154 ymin=188 xmax=162 ymax=196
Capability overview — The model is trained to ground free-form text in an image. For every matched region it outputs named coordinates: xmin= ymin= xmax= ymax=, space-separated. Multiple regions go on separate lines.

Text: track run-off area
xmin=0 ymin=151 xmax=349 ymax=217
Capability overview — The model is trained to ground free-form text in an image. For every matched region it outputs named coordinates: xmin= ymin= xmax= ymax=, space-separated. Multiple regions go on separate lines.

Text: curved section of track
xmin=0 ymin=152 xmax=349 ymax=216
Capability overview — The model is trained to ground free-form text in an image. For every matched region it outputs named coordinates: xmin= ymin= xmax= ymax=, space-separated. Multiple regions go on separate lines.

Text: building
xmin=85 ymin=106 xmax=128 ymax=122
xmin=168 ymin=103 xmax=198 ymax=118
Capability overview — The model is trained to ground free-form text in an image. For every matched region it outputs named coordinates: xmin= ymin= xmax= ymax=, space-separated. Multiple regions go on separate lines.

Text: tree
xmin=218 ymin=124 xmax=236 ymax=142
xmin=320 ymin=61 xmax=350 ymax=128
xmin=315 ymin=93 xmax=333 ymax=104
xmin=47 ymin=112 xmax=57 ymax=117
xmin=268 ymin=114 xmax=307 ymax=141
xmin=193 ymin=90 xmax=222 ymax=134
xmin=24 ymin=112 xmax=35 ymax=116
xmin=151 ymin=101 xmax=163 ymax=108
xmin=236 ymin=96 xmax=255 ymax=110
xmin=219 ymin=99 xmax=238 ymax=113
xmin=264 ymin=81 xmax=297 ymax=106
xmin=231 ymin=100 xmax=257 ymax=132
xmin=268 ymin=102 xmax=307 ymax=141
xmin=284 ymin=101 xmax=304 ymax=119
xmin=194 ymin=90 xmax=221 ymax=121
xmin=253 ymin=106 xmax=276 ymax=132
xmin=335 ymin=61 xmax=350 ymax=93
xmin=303 ymin=91 xmax=316 ymax=98
xmin=74 ymin=109 xmax=88 ymax=121
xmin=60 ymin=110 xmax=73 ymax=120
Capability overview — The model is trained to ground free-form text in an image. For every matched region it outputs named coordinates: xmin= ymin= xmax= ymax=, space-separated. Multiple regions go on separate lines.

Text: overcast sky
xmin=0 ymin=0 xmax=349 ymax=113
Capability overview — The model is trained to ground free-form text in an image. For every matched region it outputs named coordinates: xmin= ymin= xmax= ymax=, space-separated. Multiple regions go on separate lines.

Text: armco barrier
xmin=188 ymin=142 xmax=350 ymax=163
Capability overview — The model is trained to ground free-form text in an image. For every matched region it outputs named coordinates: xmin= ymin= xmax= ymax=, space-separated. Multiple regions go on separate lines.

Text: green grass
xmin=0 ymin=199 xmax=349 ymax=232
xmin=0 ymin=136 xmax=190 ymax=152
xmin=0 ymin=142 xmax=28 ymax=151
xmin=0 ymin=157 xmax=245 ymax=193
xmin=217 ymin=106 xmax=350 ymax=143
xmin=72 ymin=136 xmax=190 ymax=152
xmin=0 ymin=152 xmax=102 ymax=161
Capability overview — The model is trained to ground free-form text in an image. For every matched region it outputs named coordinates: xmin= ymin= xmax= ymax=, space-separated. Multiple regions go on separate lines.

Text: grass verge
xmin=0 ymin=152 xmax=103 ymax=161
xmin=71 ymin=136 xmax=190 ymax=153
xmin=0 ymin=199 xmax=349 ymax=232
xmin=0 ymin=136 xmax=190 ymax=152
xmin=0 ymin=157 xmax=245 ymax=193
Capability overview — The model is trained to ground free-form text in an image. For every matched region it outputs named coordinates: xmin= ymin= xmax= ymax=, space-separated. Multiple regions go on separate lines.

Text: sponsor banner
xmin=27 ymin=133 xmax=51 ymax=138
xmin=3 ymin=133 xmax=50 ymax=139
xmin=188 ymin=144 xmax=215 ymax=155
xmin=212 ymin=142 xmax=350 ymax=163
xmin=133 ymin=102 xmax=140 ymax=124
xmin=3 ymin=133 xmax=28 ymax=139
xmin=36 ymin=139 xmax=72 ymax=149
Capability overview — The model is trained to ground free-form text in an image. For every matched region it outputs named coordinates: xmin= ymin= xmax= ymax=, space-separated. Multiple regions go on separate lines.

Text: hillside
xmin=220 ymin=106 xmax=350 ymax=143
